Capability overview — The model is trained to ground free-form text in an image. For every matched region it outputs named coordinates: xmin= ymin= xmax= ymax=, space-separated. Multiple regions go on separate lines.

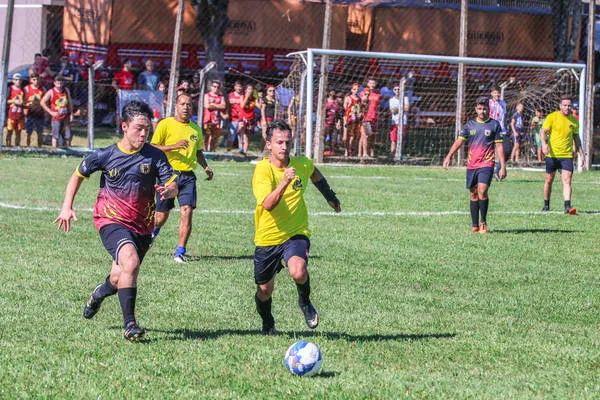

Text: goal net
xmin=279 ymin=49 xmax=585 ymax=165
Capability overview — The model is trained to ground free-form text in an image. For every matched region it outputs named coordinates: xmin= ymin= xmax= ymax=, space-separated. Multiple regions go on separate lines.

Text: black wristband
xmin=314 ymin=178 xmax=339 ymax=205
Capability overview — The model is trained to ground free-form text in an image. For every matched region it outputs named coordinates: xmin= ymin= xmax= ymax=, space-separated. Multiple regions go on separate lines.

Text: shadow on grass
xmin=492 ymin=228 xmax=579 ymax=234
xmin=146 ymin=328 xmax=456 ymax=343
xmin=149 ymin=252 xmax=321 ymax=262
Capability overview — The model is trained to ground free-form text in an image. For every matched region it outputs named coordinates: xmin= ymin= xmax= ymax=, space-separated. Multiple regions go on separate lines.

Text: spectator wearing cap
xmin=443 ymin=95 xmax=506 ymax=234
xmin=5 ymin=73 xmax=25 ymax=147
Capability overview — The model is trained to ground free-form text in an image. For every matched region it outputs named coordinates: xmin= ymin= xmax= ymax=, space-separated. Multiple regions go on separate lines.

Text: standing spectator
xmin=530 ymin=108 xmax=545 ymax=162
xmin=343 ymin=83 xmax=362 ymax=157
xmin=324 ymin=90 xmax=342 ymax=156
xmin=443 ymin=96 xmax=506 ymax=234
xmin=29 ymin=53 xmax=54 ymax=90
xmin=41 ymin=76 xmax=73 ymax=150
xmin=137 ymin=59 xmax=160 ymax=91
xmin=510 ymin=102 xmax=525 ymax=163
xmin=489 ymin=86 xmax=509 ymax=181
xmin=357 ymin=88 xmax=371 ymax=158
xmin=228 ymin=81 xmax=244 ymax=152
xmin=150 ymin=94 xmax=214 ymax=263
xmin=24 ymin=73 xmax=45 ymax=147
xmin=112 ymin=59 xmax=135 ymax=91
xmin=252 ymin=120 xmax=341 ymax=335
xmin=287 ymin=92 xmax=299 ymax=143
xmin=388 ymin=85 xmax=407 ymax=156
xmin=203 ymin=80 xmax=226 ymax=152
xmin=239 ymin=84 xmax=256 ymax=155
xmin=5 ymin=74 xmax=25 ymax=147
xmin=540 ymin=95 xmax=584 ymax=214
xmin=52 ymin=55 xmax=76 ymax=87
xmin=362 ymin=78 xmax=381 ymax=158
xmin=53 ymin=100 xmax=178 ymax=342
xmin=260 ymin=85 xmax=277 ymax=153
xmin=112 ymin=59 xmax=135 ymax=130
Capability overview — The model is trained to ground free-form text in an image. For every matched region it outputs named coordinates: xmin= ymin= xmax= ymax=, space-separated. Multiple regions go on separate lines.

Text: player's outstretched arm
xmin=311 ymin=168 xmax=341 ymax=213
xmin=53 ymin=171 xmax=84 ymax=233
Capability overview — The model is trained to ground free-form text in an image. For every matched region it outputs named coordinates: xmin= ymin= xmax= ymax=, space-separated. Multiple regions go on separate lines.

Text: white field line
xmin=1 ymin=201 xmax=597 ymax=216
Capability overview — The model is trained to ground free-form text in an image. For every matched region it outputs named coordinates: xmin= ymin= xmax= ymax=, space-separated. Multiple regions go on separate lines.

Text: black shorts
xmin=254 ymin=235 xmax=310 ymax=285
xmin=99 ymin=223 xmax=152 ymax=263
xmin=545 ymin=157 xmax=574 ymax=174
xmin=466 ymin=167 xmax=494 ymax=189
xmin=156 ymin=170 xmax=197 ymax=211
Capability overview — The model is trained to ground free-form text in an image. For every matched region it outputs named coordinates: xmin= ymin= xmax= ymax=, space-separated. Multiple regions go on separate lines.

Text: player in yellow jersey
xmin=252 ymin=120 xmax=341 ymax=335
xmin=540 ymin=95 xmax=584 ymax=214
xmin=150 ymin=94 xmax=214 ymax=262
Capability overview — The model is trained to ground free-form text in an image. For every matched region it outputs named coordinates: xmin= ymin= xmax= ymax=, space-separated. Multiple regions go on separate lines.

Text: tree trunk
xmin=552 ymin=0 xmax=580 ymax=62
xmin=191 ymin=0 xmax=229 ymax=82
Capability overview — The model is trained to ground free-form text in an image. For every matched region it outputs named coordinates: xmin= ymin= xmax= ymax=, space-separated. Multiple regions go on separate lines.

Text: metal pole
xmin=87 ymin=61 xmax=103 ymax=149
xmin=314 ymin=0 xmax=333 ymax=163
xmin=455 ymin=0 xmax=468 ymax=165
xmin=0 ymin=0 xmax=16 ymax=150
xmin=295 ymin=69 xmax=307 ymax=156
xmin=584 ymin=0 xmax=595 ymax=171
xmin=87 ymin=66 xmax=95 ymax=149
xmin=306 ymin=50 xmax=314 ymax=159
xmin=196 ymin=62 xmax=216 ymax=126
xmin=395 ymin=77 xmax=407 ymax=161
xmin=166 ymin=0 xmax=185 ymax=117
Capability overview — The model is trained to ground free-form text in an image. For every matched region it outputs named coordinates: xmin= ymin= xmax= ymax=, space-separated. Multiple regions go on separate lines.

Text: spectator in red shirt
xmin=112 ymin=59 xmax=135 ymax=131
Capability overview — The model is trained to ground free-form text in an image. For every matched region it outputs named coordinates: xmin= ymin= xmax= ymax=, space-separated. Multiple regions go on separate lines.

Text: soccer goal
xmin=281 ymin=49 xmax=585 ymax=165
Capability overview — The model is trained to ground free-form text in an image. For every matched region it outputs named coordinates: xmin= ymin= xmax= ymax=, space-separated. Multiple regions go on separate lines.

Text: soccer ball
xmin=283 ymin=341 xmax=323 ymax=376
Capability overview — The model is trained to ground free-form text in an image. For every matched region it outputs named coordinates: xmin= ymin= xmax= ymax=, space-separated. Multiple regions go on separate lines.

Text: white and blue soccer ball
xmin=284 ymin=340 xmax=323 ymax=376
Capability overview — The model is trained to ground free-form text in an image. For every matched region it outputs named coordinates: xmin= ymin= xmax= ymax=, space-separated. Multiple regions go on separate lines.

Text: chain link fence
xmin=1 ymin=0 xmax=596 ymax=162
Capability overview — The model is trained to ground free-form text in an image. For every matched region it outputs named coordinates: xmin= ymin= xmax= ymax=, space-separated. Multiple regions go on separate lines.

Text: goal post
xmin=285 ymin=48 xmax=586 ymax=167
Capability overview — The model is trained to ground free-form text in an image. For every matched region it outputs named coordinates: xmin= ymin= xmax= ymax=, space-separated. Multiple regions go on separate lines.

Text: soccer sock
xmin=95 ymin=275 xmax=117 ymax=299
xmin=470 ymin=200 xmax=480 ymax=227
xmin=296 ymin=274 xmax=311 ymax=306
xmin=564 ymin=200 xmax=571 ymax=210
xmin=544 ymin=199 xmax=550 ymax=208
xmin=479 ymin=198 xmax=489 ymax=223
xmin=254 ymin=292 xmax=274 ymax=325
xmin=118 ymin=287 xmax=137 ymax=327
xmin=175 ymin=246 xmax=186 ymax=257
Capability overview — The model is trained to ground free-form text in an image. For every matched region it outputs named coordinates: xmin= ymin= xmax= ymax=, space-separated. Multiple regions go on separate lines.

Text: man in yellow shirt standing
xmin=252 ymin=120 xmax=341 ymax=335
xmin=540 ymin=95 xmax=584 ymax=214
xmin=151 ymin=94 xmax=214 ymax=262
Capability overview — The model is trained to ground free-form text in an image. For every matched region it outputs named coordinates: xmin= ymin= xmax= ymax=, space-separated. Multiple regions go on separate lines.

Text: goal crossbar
xmin=289 ymin=48 xmax=587 ymax=161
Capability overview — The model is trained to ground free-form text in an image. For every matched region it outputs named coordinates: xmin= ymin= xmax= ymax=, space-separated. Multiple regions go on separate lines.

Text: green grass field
xmin=1 ymin=156 xmax=599 ymax=399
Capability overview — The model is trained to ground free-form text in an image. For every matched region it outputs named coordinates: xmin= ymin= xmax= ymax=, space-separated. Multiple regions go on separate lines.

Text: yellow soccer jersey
xmin=542 ymin=111 xmax=579 ymax=159
xmin=253 ymin=156 xmax=315 ymax=246
xmin=150 ymin=117 xmax=203 ymax=171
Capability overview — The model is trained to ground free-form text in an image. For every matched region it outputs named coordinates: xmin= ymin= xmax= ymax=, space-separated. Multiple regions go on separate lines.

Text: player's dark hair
xmin=490 ymin=85 xmax=499 ymax=92
xmin=266 ymin=119 xmax=291 ymax=141
xmin=560 ymin=94 xmax=572 ymax=102
xmin=121 ymin=100 xmax=153 ymax=124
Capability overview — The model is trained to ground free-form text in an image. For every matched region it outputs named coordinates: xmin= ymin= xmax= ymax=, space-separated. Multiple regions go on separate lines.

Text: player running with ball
xmin=252 ymin=120 xmax=342 ymax=335
xmin=53 ymin=101 xmax=178 ymax=341
xmin=444 ymin=96 xmax=506 ymax=234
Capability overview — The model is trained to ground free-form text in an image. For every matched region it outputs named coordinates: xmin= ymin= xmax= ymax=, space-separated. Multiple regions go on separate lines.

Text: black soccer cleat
xmin=83 ymin=284 xmax=104 ymax=319
xmin=261 ymin=323 xmax=276 ymax=336
xmin=300 ymin=302 xmax=319 ymax=329
xmin=541 ymin=205 xmax=550 ymax=212
xmin=123 ymin=321 xmax=145 ymax=342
